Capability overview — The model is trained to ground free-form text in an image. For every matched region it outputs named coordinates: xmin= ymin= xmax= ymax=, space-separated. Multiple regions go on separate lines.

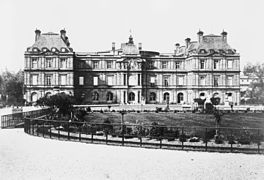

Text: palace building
xmin=24 ymin=29 xmax=240 ymax=105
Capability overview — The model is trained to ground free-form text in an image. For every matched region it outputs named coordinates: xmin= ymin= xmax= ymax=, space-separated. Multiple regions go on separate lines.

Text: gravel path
xmin=0 ymin=129 xmax=264 ymax=180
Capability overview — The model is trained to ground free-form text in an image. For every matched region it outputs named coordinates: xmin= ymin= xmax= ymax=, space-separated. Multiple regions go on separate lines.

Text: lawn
xmin=83 ymin=112 xmax=264 ymax=129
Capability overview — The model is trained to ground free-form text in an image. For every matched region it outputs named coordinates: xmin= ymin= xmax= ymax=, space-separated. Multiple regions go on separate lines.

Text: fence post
xmin=106 ymin=132 xmax=108 ymax=144
xmin=42 ymin=121 xmax=45 ymax=138
xmin=159 ymin=127 xmax=162 ymax=149
xmin=49 ymin=121 xmax=52 ymax=139
xmin=205 ymin=128 xmax=208 ymax=151
xmin=79 ymin=126 xmax=81 ymax=141
xmin=32 ymin=119 xmax=34 ymax=135
xmin=58 ymin=128 xmax=60 ymax=140
xmin=68 ymin=122 xmax=70 ymax=140
xmin=91 ymin=124 xmax=94 ymax=143
xmin=258 ymin=129 xmax=260 ymax=154
xmin=230 ymin=129 xmax=233 ymax=152
xmin=181 ymin=127 xmax=184 ymax=150
xmin=37 ymin=122 xmax=39 ymax=136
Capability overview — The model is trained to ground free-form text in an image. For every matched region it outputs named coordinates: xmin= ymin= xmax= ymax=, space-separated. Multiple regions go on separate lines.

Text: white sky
xmin=0 ymin=0 xmax=264 ymax=72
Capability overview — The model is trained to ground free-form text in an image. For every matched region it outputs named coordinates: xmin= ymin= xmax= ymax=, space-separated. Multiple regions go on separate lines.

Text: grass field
xmin=84 ymin=112 xmax=264 ymax=129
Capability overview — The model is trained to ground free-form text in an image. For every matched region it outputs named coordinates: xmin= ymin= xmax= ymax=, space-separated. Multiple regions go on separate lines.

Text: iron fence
xmin=1 ymin=108 xmax=51 ymax=128
xmin=24 ymin=118 xmax=264 ymax=154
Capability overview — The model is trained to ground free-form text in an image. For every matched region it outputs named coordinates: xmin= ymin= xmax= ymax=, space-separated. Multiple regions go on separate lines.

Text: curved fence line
xmin=24 ymin=118 xmax=264 ymax=154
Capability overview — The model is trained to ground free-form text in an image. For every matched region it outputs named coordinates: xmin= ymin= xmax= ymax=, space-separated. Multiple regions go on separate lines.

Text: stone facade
xmin=24 ymin=30 xmax=240 ymax=105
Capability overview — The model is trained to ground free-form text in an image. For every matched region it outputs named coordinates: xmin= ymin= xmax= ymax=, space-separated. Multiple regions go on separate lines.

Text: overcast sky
xmin=0 ymin=0 xmax=263 ymax=72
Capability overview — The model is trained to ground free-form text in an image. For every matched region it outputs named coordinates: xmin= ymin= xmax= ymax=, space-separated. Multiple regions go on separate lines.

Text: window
xmin=106 ymin=61 xmax=113 ymax=69
xmin=106 ymin=92 xmax=113 ymax=101
xmin=46 ymin=58 xmax=53 ymax=68
xmin=149 ymin=92 xmax=156 ymax=101
xmin=92 ymin=61 xmax=99 ymax=69
xmin=93 ymin=76 xmax=98 ymax=86
xmin=200 ymin=59 xmax=205 ymax=69
xmin=138 ymin=74 xmax=141 ymax=86
xmin=227 ymin=60 xmax=233 ymax=69
xmin=128 ymin=92 xmax=135 ymax=101
xmin=31 ymin=58 xmax=38 ymax=68
xmin=177 ymin=76 xmax=184 ymax=86
xmin=31 ymin=92 xmax=38 ymax=102
xmin=129 ymin=75 xmax=137 ymax=86
xmin=213 ymin=76 xmax=219 ymax=87
xmin=175 ymin=61 xmax=181 ymax=69
xmin=79 ymin=76 xmax=84 ymax=85
xmin=107 ymin=76 xmax=113 ymax=86
xmin=148 ymin=61 xmax=155 ymax=69
xmin=199 ymin=76 xmax=206 ymax=86
xmin=60 ymin=75 xmax=67 ymax=85
xmin=123 ymin=74 xmax=127 ymax=85
xmin=92 ymin=92 xmax=99 ymax=101
xmin=163 ymin=92 xmax=170 ymax=101
xmin=31 ymin=75 xmax=38 ymax=85
xmin=60 ymin=58 xmax=67 ymax=68
xmin=45 ymin=75 xmax=52 ymax=86
xmin=161 ymin=61 xmax=168 ymax=69
xmin=227 ymin=76 xmax=233 ymax=86
xmin=163 ymin=76 xmax=169 ymax=87
xmin=177 ymin=93 xmax=184 ymax=103
xmin=150 ymin=76 xmax=156 ymax=86
xmin=214 ymin=60 xmax=220 ymax=69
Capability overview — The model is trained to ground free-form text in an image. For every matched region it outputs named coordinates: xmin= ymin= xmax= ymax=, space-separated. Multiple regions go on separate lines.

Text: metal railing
xmin=1 ymin=108 xmax=51 ymax=128
xmin=24 ymin=118 xmax=264 ymax=154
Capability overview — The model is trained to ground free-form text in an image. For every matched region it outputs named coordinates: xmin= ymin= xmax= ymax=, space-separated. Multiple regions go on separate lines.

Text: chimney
xmin=221 ymin=30 xmax=227 ymax=43
xmin=60 ymin=29 xmax=66 ymax=40
xmin=35 ymin=29 xmax=41 ymax=42
xmin=175 ymin=43 xmax=180 ymax=54
xmin=197 ymin=30 xmax=204 ymax=43
xmin=185 ymin=38 xmax=191 ymax=48
xmin=112 ymin=42 xmax=115 ymax=51
xmin=138 ymin=43 xmax=142 ymax=50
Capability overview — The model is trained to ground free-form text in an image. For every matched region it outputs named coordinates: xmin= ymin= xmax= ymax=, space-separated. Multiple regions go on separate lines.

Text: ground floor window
xmin=92 ymin=92 xmax=99 ymax=101
xmin=177 ymin=93 xmax=183 ymax=103
xmin=149 ymin=92 xmax=156 ymax=101
xmin=128 ymin=92 xmax=135 ymax=101
xmin=107 ymin=92 xmax=113 ymax=101
xmin=31 ymin=92 xmax=38 ymax=102
xmin=163 ymin=92 xmax=169 ymax=102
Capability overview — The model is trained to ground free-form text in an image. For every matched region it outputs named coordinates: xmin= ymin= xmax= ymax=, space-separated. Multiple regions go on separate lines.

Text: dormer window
xmin=209 ymin=49 xmax=215 ymax=54
xmin=51 ymin=48 xmax=57 ymax=52
xmin=33 ymin=48 xmax=39 ymax=52
xmin=199 ymin=49 xmax=206 ymax=54
xmin=61 ymin=48 xmax=66 ymax=52
xmin=42 ymin=48 xmax=48 ymax=52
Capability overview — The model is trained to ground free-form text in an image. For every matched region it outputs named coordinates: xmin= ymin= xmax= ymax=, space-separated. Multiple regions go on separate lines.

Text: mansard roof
xmin=28 ymin=32 xmax=71 ymax=52
xmin=198 ymin=35 xmax=232 ymax=50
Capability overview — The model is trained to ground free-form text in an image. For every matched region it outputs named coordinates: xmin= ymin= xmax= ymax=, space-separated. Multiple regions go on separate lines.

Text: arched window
xmin=31 ymin=92 xmax=38 ymax=102
xmin=149 ymin=92 xmax=156 ymax=101
xmin=106 ymin=92 xmax=113 ymax=101
xmin=177 ymin=93 xmax=183 ymax=103
xmin=163 ymin=92 xmax=170 ymax=102
xmin=128 ymin=92 xmax=135 ymax=101
xmin=213 ymin=92 xmax=219 ymax=98
xmin=92 ymin=92 xmax=99 ymax=101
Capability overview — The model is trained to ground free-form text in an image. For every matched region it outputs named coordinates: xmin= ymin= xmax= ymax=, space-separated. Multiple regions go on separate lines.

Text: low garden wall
xmin=24 ymin=118 xmax=264 ymax=154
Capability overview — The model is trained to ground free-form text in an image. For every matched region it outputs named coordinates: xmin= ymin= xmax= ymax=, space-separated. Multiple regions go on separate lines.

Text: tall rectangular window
xmin=123 ymin=74 xmax=127 ymax=85
xmin=45 ymin=75 xmax=52 ymax=86
xmin=138 ymin=74 xmax=141 ymax=86
xmin=148 ymin=61 xmax=155 ymax=69
xmin=175 ymin=61 xmax=181 ymax=69
xmin=163 ymin=76 xmax=169 ymax=87
xmin=31 ymin=58 xmax=38 ymax=68
xmin=31 ymin=75 xmax=38 ymax=85
xmin=92 ymin=61 xmax=99 ymax=69
xmin=60 ymin=75 xmax=67 ymax=85
xmin=79 ymin=76 xmax=84 ymax=85
xmin=93 ymin=76 xmax=98 ymax=86
xmin=213 ymin=76 xmax=219 ymax=87
xmin=106 ymin=61 xmax=113 ymax=69
xmin=150 ymin=76 xmax=156 ymax=86
xmin=46 ymin=58 xmax=53 ymax=68
xmin=199 ymin=76 xmax=206 ymax=86
xmin=214 ymin=60 xmax=220 ymax=69
xmin=107 ymin=76 xmax=113 ymax=86
xmin=227 ymin=76 xmax=233 ymax=86
xmin=177 ymin=76 xmax=184 ymax=86
xmin=161 ymin=61 xmax=168 ymax=69
xmin=200 ymin=59 xmax=205 ymax=69
xmin=227 ymin=60 xmax=233 ymax=69
xmin=60 ymin=58 xmax=67 ymax=68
